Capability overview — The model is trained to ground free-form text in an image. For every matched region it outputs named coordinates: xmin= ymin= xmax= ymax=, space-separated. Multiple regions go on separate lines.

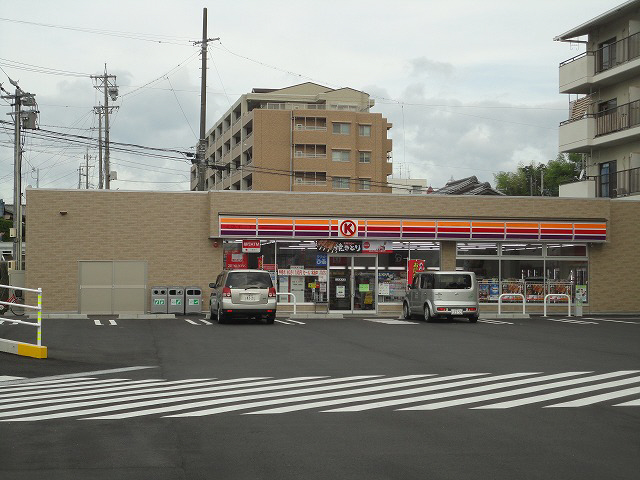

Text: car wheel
xmin=424 ymin=305 xmax=433 ymax=322
xmin=210 ymin=303 xmax=217 ymax=320
xmin=402 ymin=302 xmax=412 ymax=320
xmin=469 ymin=314 xmax=479 ymax=323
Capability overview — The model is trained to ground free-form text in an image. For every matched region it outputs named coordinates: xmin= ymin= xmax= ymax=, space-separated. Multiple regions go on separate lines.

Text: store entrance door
xmin=328 ymin=255 xmax=376 ymax=313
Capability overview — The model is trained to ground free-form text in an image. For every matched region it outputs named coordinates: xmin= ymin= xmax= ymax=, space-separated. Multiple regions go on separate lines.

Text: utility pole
xmin=193 ymin=8 xmax=220 ymax=191
xmin=94 ymin=106 xmax=103 ymax=189
xmin=91 ymin=66 xmax=118 ymax=189
xmin=1 ymin=78 xmax=37 ymax=271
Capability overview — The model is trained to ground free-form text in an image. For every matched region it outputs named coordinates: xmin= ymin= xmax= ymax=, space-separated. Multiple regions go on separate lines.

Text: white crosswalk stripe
xmin=0 ymin=371 xmax=638 ymax=421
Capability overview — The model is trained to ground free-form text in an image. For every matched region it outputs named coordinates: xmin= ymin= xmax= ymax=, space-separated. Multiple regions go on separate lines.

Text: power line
xmin=0 ymin=17 xmax=192 ymax=45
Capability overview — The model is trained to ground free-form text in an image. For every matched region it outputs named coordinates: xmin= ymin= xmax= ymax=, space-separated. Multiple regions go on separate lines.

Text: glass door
xmin=353 ymin=256 xmax=376 ymax=311
xmin=329 ymin=256 xmax=351 ymax=310
xmin=328 ymin=255 xmax=377 ymax=312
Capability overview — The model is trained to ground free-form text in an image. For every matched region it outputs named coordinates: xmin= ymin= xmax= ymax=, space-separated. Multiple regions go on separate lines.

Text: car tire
xmin=424 ymin=305 xmax=433 ymax=322
xmin=403 ymin=302 xmax=412 ymax=320
xmin=469 ymin=314 xmax=479 ymax=323
xmin=210 ymin=304 xmax=217 ymax=320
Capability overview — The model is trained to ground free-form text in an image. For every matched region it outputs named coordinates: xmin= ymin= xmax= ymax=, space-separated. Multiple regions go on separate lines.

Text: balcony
xmin=559 ymin=32 xmax=640 ymax=94
xmin=590 ymin=167 xmax=640 ymax=198
xmin=559 ymin=98 xmax=640 ymax=152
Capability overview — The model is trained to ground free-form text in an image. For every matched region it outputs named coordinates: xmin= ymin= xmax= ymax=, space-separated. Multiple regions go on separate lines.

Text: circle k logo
xmin=339 ymin=219 xmax=357 ymax=237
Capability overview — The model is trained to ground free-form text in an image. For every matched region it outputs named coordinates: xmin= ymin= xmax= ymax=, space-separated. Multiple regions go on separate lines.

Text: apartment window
xmin=359 ymin=178 xmax=371 ymax=190
xmin=600 ymin=161 xmax=617 ymax=198
xmin=332 ymin=150 xmax=351 ymax=162
xmin=332 ymin=177 xmax=350 ymax=189
xmin=598 ymin=37 xmax=617 ymax=72
xmin=332 ymin=122 xmax=351 ymax=135
xmin=359 ymin=151 xmax=371 ymax=163
xmin=294 ymin=171 xmax=327 ymax=186
xmin=359 ymin=124 xmax=371 ymax=136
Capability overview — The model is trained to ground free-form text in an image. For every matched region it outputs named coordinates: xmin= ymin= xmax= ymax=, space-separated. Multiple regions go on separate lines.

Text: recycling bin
xmin=150 ymin=286 xmax=168 ymax=313
xmin=185 ymin=286 xmax=203 ymax=314
xmin=167 ymin=286 xmax=185 ymax=314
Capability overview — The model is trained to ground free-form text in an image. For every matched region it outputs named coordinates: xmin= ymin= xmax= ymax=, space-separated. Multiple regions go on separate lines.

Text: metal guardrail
xmin=276 ymin=292 xmax=297 ymax=315
xmin=0 ymin=284 xmax=43 ymax=346
xmin=544 ymin=294 xmax=571 ymax=317
xmin=498 ymin=293 xmax=525 ymax=315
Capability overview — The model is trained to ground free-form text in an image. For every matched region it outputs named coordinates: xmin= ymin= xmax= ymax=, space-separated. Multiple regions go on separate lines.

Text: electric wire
xmin=0 ymin=17 xmax=192 ymax=46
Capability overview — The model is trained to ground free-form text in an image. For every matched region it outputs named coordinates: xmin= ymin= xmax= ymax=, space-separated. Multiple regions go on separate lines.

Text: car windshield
xmin=226 ymin=272 xmax=272 ymax=289
xmin=434 ymin=274 xmax=472 ymax=289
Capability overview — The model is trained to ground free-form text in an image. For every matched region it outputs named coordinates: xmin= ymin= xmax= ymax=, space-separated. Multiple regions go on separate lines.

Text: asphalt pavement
xmin=0 ymin=313 xmax=639 ymax=480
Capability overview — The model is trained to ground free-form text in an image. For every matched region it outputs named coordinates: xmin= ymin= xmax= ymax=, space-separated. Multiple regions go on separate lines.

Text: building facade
xmin=191 ymin=83 xmax=393 ymax=193
xmin=25 ymin=188 xmax=640 ymax=315
xmin=556 ymin=0 xmax=640 ymax=199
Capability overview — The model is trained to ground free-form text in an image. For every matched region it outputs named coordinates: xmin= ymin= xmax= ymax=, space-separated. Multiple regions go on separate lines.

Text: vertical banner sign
xmin=408 ymin=259 xmax=425 ymax=285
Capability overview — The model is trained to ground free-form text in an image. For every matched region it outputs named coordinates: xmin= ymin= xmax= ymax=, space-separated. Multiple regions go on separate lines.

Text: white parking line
xmin=598 ymin=319 xmax=639 ymax=325
xmin=275 ymin=319 xmax=293 ymax=325
xmin=184 ymin=319 xmax=199 ymax=325
xmin=109 ymin=320 xmax=117 ymax=326
xmin=94 ymin=320 xmax=102 ymax=326
xmin=364 ymin=319 xmax=419 ymax=325
xmin=547 ymin=318 xmax=598 ymax=325
xmin=200 ymin=319 xmax=213 ymax=325
xmin=286 ymin=319 xmax=306 ymax=325
xmin=479 ymin=319 xmax=514 ymax=325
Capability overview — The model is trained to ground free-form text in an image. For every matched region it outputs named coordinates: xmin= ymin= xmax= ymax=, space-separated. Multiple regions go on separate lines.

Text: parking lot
xmin=1 ymin=313 xmax=639 ymax=479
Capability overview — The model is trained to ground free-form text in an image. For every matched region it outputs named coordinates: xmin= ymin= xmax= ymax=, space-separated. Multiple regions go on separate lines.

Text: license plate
xmin=451 ymin=309 xmax=463 ymax=315
xmin=241 ymin=294 xmax=258 ymax=302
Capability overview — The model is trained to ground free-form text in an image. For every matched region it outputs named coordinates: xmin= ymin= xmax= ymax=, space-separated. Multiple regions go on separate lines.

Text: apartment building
xmin=190 ymin=83 xmax=393 ymax=193
xmin=555 ymin=0 xmax=640 ymax=199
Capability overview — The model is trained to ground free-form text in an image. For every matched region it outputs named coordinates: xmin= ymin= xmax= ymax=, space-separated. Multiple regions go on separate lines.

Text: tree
xmin=0 ymin=218 xmax=11 ymax=242
xmin=494 ymin=154 xmax=582 ymax=196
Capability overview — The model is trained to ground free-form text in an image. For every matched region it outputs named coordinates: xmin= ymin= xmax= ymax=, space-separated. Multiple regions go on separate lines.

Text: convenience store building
xmin=25 ymin=188 xmax=640 ymax=314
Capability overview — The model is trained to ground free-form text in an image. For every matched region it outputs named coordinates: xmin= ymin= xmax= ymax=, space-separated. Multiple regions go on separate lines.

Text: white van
xmin=403 ymin=271 xmax=479 ymax=323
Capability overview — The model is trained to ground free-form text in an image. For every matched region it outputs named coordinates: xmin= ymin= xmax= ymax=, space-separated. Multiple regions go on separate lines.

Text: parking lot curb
xmin=118 ymin=314 xmax=176 ymax=319
xmin=0 ymin=338 xmax=47 ymax=359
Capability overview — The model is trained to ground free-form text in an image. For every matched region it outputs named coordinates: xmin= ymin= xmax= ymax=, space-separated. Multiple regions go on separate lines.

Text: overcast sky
xmin=0 ymin=0 xmax=617 ymax=202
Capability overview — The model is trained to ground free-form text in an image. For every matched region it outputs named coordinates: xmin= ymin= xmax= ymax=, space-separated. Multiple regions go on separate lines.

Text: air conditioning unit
xmin=9 ymin=228 xmax=16 ymax=238
xmin=295 ymin=124 xmax=304 ymax=130
xmin=295 ymin=151 xmax=304 ymax=156
xmin=295 ymin=177 xmax=303 ymax=184
xmin=8 ymin=260 xmax=16 ymax=270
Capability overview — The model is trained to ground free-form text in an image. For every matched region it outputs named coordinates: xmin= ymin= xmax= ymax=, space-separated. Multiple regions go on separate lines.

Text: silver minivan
xmin=209 ymin=269 xmax=277 ymax=324
xmin=403 ymin=271 xmax=479 ymax=323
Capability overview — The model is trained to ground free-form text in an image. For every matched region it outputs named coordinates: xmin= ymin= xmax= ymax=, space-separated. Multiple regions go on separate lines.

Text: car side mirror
xmin=209 ymin=282 xmax=216 ymax=288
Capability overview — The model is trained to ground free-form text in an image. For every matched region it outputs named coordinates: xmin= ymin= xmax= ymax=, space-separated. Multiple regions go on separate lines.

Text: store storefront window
xmin=457 ymin=243 xmax=498 ymax=256
xmin=457 ymin=258 xmax=500 ymax=302
xmin=377 ymin=243 xmax=409 ymax=303
xmin=455 ymin=242 xmax=588 ymax=304
xmin=276 ymin=241 xmax=326 ymax=304
xmin=501 ymin=243 xmax=543 ymax=256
